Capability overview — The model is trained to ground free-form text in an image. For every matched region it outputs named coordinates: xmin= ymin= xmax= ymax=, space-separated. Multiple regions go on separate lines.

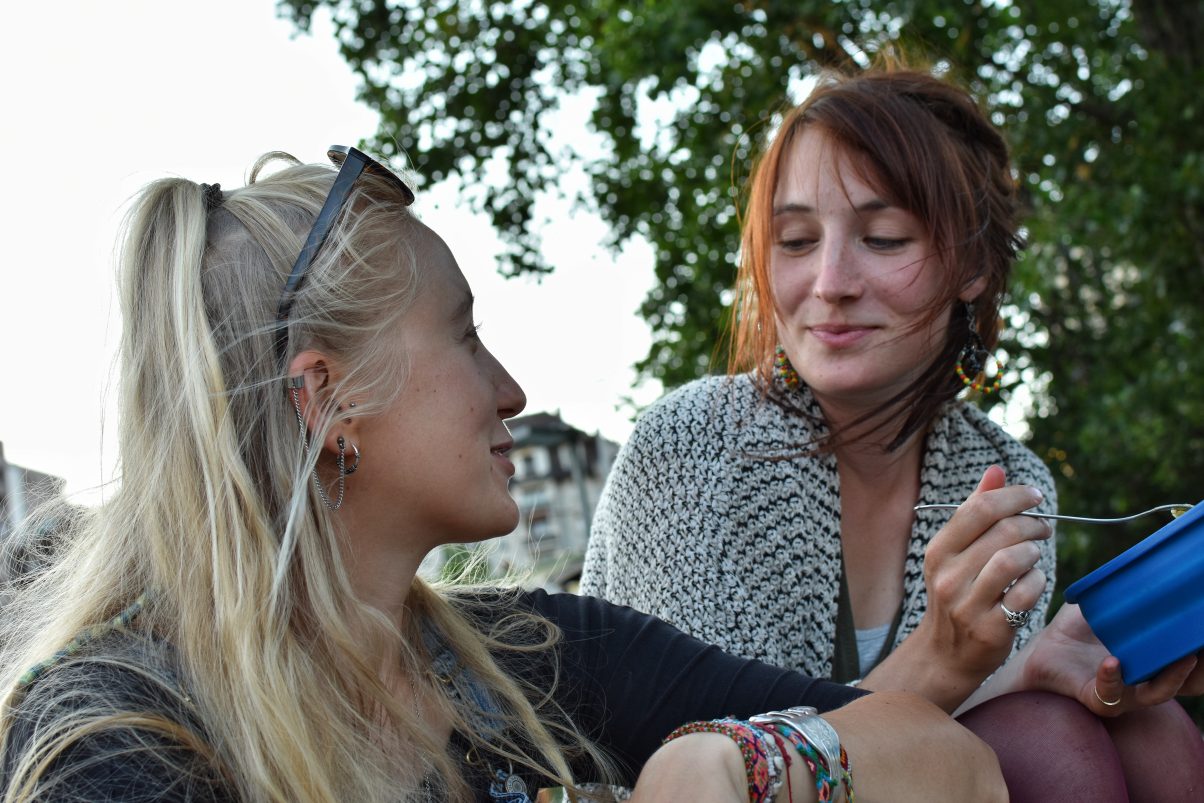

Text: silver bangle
xmin=751 ymin=706 xmax=846 ymax=803
xmin=790 ymin=715 xmax=845 ymax=803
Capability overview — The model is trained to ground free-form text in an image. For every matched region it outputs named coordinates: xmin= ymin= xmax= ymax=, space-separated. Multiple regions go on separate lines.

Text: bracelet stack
xmin=663 ymin=718 xmax=786 ymax=803
xmin=663 ymin=707 xmax=852 ymax=803
xmin=751 ymin=706 xmax=853 ymax=803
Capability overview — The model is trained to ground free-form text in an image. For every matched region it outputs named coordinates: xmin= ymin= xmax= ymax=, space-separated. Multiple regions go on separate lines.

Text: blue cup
xmin=1064 ymin=501 xmax=1204 ymax=684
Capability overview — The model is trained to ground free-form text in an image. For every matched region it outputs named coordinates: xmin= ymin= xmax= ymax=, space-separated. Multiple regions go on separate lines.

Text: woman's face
xmin=770 ymin=127 xmax=961 ymax=417
xmin=356 ymin=222 xmax=526 ymax=550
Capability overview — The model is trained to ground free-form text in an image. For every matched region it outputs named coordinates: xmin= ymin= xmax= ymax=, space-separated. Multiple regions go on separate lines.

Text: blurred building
xmin=0 ymin=441 xmax=66 ymax=541
xmin=492 ymin=413 xmax=619 ymax=590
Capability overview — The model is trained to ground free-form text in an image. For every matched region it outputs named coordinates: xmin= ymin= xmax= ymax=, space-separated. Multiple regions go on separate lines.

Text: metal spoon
xmin=912 ymin=503 xmax=1193 ymax=524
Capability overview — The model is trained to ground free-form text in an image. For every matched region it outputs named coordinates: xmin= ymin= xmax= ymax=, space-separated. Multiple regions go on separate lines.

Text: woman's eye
xmin=776 ymin=236 xmax=817 ymax=254
xmin=864 ymin=237 xmax=910 ymax=251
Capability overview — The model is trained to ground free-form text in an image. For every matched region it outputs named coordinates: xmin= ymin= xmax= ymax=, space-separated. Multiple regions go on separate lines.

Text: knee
xmin=1102 ymin=701 xmax=1204 ymax=802
xmin=1107 ymin=699 xmax=1202 ymax=745
xmin=959 ymin=691 xmax=1128 ymax=803
xmin=961 ymin=690 xmax=1112 ymax=748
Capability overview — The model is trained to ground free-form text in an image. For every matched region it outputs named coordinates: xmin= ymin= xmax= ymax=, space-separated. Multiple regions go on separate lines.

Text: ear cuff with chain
xmin=288 ymin=376 xmax=361 ymax=511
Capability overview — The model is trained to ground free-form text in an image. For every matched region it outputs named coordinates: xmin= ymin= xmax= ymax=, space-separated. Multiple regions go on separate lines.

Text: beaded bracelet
xmin=758 ymin=723 xmax=855 ymax=803
xmin=663 ymin=718 xmax=780 ymax=803
xmin=765 ymin=729 xmax=795 ymax=803
xmin=762 ymin=722 xmax=835 ymax=802
xmin=758 ymin=720 xmax=787 ymax=799
xmin=751 ymin=706 xmax=854 ymax=803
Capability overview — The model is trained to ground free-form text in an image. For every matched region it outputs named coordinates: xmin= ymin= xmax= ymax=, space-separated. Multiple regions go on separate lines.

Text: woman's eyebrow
xmin=772 ymin=198 xmax=892 ymax=216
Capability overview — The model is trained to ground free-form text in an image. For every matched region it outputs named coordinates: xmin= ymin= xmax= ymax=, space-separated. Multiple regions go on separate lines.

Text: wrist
xmin=661 ymin=719 xmax=786 ymax=803
xmin=634 ymin=733 xmax=747 ymax=803
xmin=861 ymin=636 xmax=988 ymax=712
xmin=752 ymin=707 xmax=852 ymax=803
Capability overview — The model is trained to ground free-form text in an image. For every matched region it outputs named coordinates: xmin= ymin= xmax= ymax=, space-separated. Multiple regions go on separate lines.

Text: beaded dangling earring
xmin=774 ymin=345 xmax=800 ymax=389
xmin=954 ymin=303 xmax=1003 ymax=395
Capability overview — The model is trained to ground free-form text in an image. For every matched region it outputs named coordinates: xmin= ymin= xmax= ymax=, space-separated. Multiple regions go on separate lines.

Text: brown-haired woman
xmin=582 ymin=65 xmax=1204 ymax=800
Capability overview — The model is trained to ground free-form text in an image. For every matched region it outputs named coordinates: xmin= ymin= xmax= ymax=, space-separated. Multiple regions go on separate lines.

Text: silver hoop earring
xmin=343 ymin=442 xmax=361 ymax=476
xmin=288 ymin=378 xmax=350 ymax=511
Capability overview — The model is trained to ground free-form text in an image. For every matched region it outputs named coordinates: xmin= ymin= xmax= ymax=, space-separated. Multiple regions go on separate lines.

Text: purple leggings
xmin=957 ymin=692 xmax=1204 ymax=802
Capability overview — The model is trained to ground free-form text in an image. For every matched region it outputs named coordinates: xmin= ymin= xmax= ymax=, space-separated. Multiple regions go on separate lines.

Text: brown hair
xmin=730 ymin=64 xmax=1022 ymax=450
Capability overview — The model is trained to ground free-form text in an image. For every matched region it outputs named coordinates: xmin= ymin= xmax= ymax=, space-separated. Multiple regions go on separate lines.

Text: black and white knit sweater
xmin=580 ymin=374 xmax=1057 ymax=680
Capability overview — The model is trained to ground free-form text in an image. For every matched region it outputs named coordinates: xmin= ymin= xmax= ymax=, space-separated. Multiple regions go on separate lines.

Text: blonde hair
xmin=1 ymin=153 xmax=613 ymax=801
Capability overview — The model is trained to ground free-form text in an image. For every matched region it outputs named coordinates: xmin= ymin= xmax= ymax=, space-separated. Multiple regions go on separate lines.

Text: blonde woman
xmin=0 ymin=147 xmax=1005 ymax=802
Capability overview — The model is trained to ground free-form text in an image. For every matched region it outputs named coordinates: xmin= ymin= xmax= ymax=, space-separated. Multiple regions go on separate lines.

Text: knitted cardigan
xmin=580 ymin=374 xmax=1057 ymax=680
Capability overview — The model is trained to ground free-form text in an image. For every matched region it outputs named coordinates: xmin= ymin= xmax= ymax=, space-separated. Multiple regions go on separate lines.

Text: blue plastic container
xmin=1064 ymin=501 xmax=1204 ymax=685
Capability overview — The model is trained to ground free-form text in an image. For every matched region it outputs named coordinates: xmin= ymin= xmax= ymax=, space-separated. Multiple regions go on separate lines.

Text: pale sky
xmin=0 ymin=0 xmax=661 ymax=502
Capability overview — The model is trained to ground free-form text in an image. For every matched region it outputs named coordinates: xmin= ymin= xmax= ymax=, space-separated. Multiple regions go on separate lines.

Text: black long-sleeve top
xmin=3 ymin=590 xmax=866 ymax=801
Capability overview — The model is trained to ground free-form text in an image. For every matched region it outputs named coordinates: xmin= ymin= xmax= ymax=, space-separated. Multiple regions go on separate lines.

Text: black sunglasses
xmin=274 ymin=145 xmax=415 ymax=366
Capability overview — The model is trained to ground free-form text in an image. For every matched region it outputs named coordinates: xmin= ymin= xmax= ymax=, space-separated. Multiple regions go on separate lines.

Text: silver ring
xmin=1093 ymin=685 xmax=1122 ymax=707
xmin=1000 ymin=602 xmax=1030 ymax=629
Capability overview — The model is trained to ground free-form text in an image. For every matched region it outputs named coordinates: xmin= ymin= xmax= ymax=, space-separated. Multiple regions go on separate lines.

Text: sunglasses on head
xmin=274 ymin=145 xmax=415 ymax=366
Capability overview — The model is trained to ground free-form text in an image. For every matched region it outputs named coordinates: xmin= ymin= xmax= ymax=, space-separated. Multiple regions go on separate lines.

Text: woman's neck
xmin=334 ymin=499 xmax=427 ymax=629
xmin=832 ymin=429 xmax=926 ymax=489
xmin=815 ymin=391 xmax=927 ymax=482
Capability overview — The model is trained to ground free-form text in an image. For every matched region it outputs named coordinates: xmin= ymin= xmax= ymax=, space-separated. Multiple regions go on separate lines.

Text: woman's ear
xmin=959 ymin=274 xmax=989 ymax=303
xmin=286 ymin=350 xmax=361 ymax=456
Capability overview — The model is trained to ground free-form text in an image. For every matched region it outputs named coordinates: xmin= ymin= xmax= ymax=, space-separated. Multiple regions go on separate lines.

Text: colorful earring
xmin=774 ymin=345 xmax=800 ymax=389
xmin=954 ymin=303 xmax=1003 ymax=395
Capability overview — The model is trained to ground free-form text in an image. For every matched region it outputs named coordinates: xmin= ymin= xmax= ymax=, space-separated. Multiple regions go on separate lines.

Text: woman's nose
xmin=492 ymin=353 xmax=527 ymax=419
xmin=811 ymin=237 xmax=863 ymax=302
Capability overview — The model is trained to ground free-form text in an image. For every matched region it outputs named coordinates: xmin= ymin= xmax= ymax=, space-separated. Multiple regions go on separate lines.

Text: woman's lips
xmin=491 ymin=445 xmax=515 ymax=476
xmin=808 ymin=325 xmax=875 ymax=348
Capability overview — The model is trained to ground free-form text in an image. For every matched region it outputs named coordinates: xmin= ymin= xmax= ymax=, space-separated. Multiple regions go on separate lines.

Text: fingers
xmin=975 ymin=464 xmax=1007 ymax=495
xmin=962 ymin=511 xmax=1051 ymax=570
xmin=929 ymin=468 xmax=1048 ymax=558
xmin=997 ymin=565 xmax=1046 ymax=618
xmin=1089 ymin=656 xmax=1126 ymax=716
xmin=1177 ymin=651 xmax=1204 ymax=696
xmin=1133 ymin=654 xmax=1200 ymax=708
xmin=912 ymin=466 xmax=1053 ymax=682
xmin=1089 ymin=654 xmax=1201 ymax=717
xmin=925 ymin=473 xmax=1050 ymax=617
xmin=976 ymin=540 xmax=1046 ymax=615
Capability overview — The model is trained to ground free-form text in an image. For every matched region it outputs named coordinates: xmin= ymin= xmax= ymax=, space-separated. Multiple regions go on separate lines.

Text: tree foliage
xmin=280 ymin=0 xmax=1204 ymax=609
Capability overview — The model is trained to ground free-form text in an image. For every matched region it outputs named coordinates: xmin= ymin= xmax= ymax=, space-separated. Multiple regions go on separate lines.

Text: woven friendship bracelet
xmin=757 ymin=723 xmax=855 ymax=803
xmin=837 ymin=745 xmax=853 ymax=802
xmin=664 ymin=718 xmax=779 ymax=803
xmin=782 ymin=713 xmax=851 ymax=803
xmin=763 ymin=722 xmax=834 ymax=802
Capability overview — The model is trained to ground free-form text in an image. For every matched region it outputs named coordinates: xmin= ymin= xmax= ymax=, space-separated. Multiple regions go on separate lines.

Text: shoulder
xmin=452 ymin=587 xmax=627 ymax=645
xmin=598 ymin=376 xmax=743 ymax=480
xmin=11 ymin=632 xmax=192 ymax=722
xmin=620 ymin=374 xmax=782 ymax=458
xmin=937 ymin=401 xmax=1054 ymax=492
xmin=632 ymin=375 xmax=755 ymax=432
xmin=4 ymin=633 xmax=229 ymax=802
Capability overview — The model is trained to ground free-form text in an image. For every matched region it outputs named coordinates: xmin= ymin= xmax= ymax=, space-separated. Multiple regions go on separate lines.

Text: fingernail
xmin=1030 ymin=488 xmax=1044 ymax=504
